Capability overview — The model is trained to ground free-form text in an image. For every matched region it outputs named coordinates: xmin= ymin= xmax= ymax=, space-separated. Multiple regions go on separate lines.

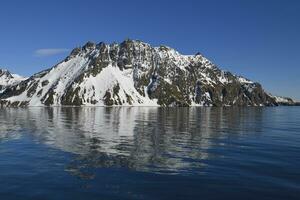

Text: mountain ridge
xmin=0 ymin=39 xmax=297 ymax=107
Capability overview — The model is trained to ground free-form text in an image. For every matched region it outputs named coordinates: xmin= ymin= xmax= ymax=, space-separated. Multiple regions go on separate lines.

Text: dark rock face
xmin=0 ymin=39 xmax=280 ymax=107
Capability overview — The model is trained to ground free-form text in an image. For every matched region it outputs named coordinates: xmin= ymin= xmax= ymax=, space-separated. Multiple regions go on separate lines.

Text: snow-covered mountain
xmin=0 ymin=39 xmax=291 ymax=107
xmin=270 ymin=95 xmax=299 ymax=106
xmin=0 ymin=69 xmax=26 ymax=91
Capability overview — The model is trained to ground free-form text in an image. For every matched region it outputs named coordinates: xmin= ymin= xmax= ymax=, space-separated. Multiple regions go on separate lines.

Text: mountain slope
xmin=0 ymin=39 xmax=278 ymax=107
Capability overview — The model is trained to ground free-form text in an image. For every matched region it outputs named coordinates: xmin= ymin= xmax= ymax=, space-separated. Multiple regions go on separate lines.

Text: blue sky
xmin=0 ymin=0 xmax=299 ymax=100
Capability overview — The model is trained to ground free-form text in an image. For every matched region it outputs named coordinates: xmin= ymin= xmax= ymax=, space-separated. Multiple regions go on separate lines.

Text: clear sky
xmin=0 ymin=0 xmax=299 ymax=100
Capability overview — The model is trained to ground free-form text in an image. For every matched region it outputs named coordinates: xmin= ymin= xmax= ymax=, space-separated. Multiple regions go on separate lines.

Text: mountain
xmin=271 ymin=95 xmax=300 ymax=106
xmin=0 ymin=69 xmax=26 ymax=91
xmin=0 ymin=39 xmax=292 ymax=107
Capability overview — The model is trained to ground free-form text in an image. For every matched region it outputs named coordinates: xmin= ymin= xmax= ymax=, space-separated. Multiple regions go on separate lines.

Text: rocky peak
xmin=96 ymin=42 xmax=106 ymax=49
xmin=69 ymin=47 xmax=81 ymax=57
xmin=0 ymin=69 xmax=13 ymax=79
xmin=83 ymin=41 xmax=96 ymax=51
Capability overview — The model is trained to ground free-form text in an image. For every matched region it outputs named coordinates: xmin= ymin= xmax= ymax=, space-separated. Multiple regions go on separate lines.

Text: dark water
xmin=0 ymin=107 xmax=299 ymax=200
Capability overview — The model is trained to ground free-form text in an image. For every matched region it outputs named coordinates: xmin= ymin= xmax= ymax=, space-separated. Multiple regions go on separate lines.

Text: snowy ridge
xmin=0 ymin=69 xmax=26 ymax=86
xmin=0 ymin=39 xmax=284 ymax=107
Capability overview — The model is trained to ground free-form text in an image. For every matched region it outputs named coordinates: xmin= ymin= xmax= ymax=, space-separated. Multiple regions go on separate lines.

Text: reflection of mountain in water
xmin=0 ymin=107 xmax=264 ymax=176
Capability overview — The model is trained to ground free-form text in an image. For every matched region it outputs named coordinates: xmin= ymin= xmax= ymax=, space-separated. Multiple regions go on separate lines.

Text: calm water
xmin=0 ymin=107 xmax=299 ymax=200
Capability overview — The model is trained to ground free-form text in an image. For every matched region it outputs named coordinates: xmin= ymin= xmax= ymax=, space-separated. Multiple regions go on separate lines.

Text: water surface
xmin=0 ymin=107 xmax=299 ymax=199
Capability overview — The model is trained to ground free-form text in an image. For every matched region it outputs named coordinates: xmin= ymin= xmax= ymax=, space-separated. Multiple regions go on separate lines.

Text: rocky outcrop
xmin=0 ymin=39 xmax=281 ymax=107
